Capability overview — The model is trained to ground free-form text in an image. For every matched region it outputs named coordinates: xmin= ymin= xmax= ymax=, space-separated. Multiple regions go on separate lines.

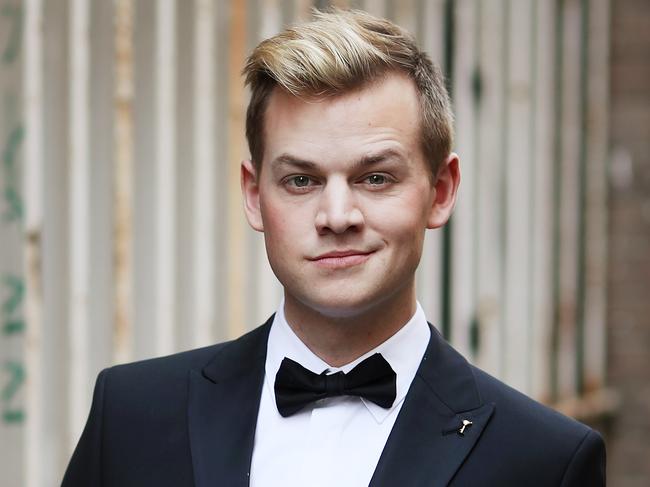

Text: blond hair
xmin=243 ymin=8 xmax=454 ymax=175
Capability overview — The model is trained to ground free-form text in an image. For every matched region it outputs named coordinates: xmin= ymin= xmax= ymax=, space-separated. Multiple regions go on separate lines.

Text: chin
xmin=295 ymin=288 xmax=385 ymax=319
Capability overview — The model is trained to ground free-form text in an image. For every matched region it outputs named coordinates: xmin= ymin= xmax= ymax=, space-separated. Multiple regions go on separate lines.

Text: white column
xmin=503 ymin=0 xmax=534 ymax=393
xmin=23 ymin=1 xmax=44 ymax=485
xmin=67 ymin=0 xmax=91 ymax=446
xmin=530 ymin=0 xmax=556 ymax=402
xmin=155 ymin=0 xmax=177 ymax=356
xmin=114 ymin=0 xmax=135 ymax=364
xmin=192 ymin=0 xmax=216 ymax=347
xmin=475 ymin=0 xmax=506 ymax=378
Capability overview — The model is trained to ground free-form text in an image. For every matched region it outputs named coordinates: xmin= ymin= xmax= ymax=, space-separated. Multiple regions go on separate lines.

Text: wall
xmin=0 ymin=1 xmax=26 ymax=486
xmin=0 ymin=0 xmax=613 ymax=485
xmin=606 ymin=0 xmax=650 ymax=485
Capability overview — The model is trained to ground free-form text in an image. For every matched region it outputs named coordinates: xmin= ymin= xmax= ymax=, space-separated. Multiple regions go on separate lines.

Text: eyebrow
xmin=271 ymin=154 xmax=318 ymax=170
xmin=355 ymin=149 xmax=405 ymax=168
xmin=270 ymin=149 xmax=406 ymax=171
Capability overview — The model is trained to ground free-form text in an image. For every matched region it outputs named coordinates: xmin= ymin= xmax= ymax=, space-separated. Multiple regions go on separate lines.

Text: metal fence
xmin=0 ymin=0 xmax=611 ymax=485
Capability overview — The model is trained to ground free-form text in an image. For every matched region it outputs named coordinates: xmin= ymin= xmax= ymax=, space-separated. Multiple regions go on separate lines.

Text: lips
xmin=309 ymin=250 xmax=375 ymax=269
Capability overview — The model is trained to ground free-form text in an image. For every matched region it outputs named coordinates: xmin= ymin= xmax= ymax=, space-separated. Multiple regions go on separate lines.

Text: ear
xmin=426 ymin=152 xmax=460 ymax=229
xmin=241 ymin=159 xmax=264 ymax=232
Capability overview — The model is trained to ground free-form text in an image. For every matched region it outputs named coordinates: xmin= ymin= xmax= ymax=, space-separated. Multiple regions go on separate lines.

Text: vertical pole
xmin=155 ymin=0 xmax=177 ymax=355
xmin=114 ymin=0 xmax=134 ymax=364
xmin=503 ymin=0 xmax=534 ymax=393
xmin=67 ymin=0 xmax=90 ymax=446
xmin=529 ymin=0 xmax=556 ymax=402
xmin=227 ymin=0 xmax=247 ymax=338
xmin=555 ymin=0 xmax=582 ymax=402
xmin=575 ymin=0 xmax=589 ymax=394
xmin=192 ymin=0 xmax=215 ymax=347
xmin=23 ymin=0 xmax=43 ymax=484
xmin=550 ymin=0 xmax=565 ymax=403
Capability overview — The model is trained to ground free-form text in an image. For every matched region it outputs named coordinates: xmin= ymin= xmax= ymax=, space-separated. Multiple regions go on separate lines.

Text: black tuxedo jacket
xmin=62 ymin=317 xmax=605 ymax=486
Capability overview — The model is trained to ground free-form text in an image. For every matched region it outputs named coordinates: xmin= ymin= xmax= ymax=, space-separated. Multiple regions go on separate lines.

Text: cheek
xmin=370 ymin=197 xmax=428 ymax=253
xmin=260 ymin=194 xmax=288 ymax=233
xmin=371 ymin=193 xmax=429 ymax=233
xmin=260 ymin=199 xmax=308 ymax=259
xmin=261 ymin=211 xmax=287 ymax=253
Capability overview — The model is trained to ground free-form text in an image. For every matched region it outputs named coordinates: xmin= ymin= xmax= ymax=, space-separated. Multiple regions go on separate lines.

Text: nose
xmin=314 ymin=178 xmax=364 ymax=235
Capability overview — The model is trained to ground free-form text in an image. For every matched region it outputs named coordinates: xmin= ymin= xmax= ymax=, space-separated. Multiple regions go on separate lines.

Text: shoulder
xmin=105 ymin=315 xmax=274 ymax=381
xmin=465 ymin=365 xmax=605 ymax=485
xmin=96 ymin=342 xmax=230 ymax=418
xmin=470 ymin=365 xmax=594 ymax=440
xmin=99 ymin=318 xmax=271 ymax=405
xmin=106 ymin=341 xmax=229 ymax=385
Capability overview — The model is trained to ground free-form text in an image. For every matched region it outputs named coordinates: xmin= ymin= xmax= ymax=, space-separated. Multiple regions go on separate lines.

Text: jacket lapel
xmin=187 ymin=319 xmax=493 ymax=487
xmin=370 ymin=325 xmax=495 ymax=487
xmin=187 ymin=317 xmax=273 ymax=487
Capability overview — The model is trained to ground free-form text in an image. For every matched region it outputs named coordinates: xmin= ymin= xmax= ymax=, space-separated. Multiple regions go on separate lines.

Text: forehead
xmin=262 ymin=73 xmax=423 ymax=168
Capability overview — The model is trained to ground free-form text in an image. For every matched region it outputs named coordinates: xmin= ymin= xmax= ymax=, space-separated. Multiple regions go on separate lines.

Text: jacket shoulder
xmin=471 ymin=365 xmax=593 ymax=439
xmin=101 ymin=320 xmax=271 ymax=408
xmin=108 ymin=341 xmax=228 ymax=384
xmin=462 ymin=365 xmax=606 ymax=486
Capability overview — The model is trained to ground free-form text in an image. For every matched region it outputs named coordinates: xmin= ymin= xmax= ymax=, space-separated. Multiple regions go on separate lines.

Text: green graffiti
xmin=1 ymin=5 xmax=23 ymax=64
xmin=2 ymin=124 xmax=24 ymax=221
xmin=2 ymin=124 xmax=23 ymax=167
xmin=2 ymin=275 xmax=24 ymax=336
xmin=2 ymin=318 xmax=24 ymax=335
xmin=1 ymin=276 xmax=26 ymax=424
xmin=1 ymin=361 xmax=25 ymax=425
xmin=3 ymin=186 xmax=22 ymax=221
xmin=1 ymin=361 xmax=24 ymax=401
xmin=3 ymin=409 xmax=24 ymax=423
xmin=2 ymin=274 xmax=24 ymax=316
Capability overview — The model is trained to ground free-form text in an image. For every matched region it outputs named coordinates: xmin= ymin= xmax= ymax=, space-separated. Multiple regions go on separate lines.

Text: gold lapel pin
xmin=459 ymin=419 xmax=473 ymax=435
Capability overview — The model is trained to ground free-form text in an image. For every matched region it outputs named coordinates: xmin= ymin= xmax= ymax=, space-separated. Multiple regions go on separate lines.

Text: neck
xmin=283 ymin=284 xmax=417 ymax=367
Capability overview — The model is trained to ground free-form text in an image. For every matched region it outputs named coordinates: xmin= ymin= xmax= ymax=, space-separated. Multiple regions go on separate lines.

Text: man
xmin=63 ymin=9 xmax=605 ymax=486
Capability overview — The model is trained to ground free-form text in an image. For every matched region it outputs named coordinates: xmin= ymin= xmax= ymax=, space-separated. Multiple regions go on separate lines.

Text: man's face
xmin=242 ymin=73 xmax=458 ymax=319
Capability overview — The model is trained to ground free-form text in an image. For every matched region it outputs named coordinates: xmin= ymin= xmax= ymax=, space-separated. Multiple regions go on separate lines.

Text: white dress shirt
xmin=249 ymin=301 xmax=431 ymax=487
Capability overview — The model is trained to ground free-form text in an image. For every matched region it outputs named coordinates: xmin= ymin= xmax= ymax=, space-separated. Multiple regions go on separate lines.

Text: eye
xmin=284 ymin=175 xmax=317 ymax=190
xmin=290 ymin=175 xmax=311 ymax=187
xmin=365 ymin=174 xmax=389 ymax=185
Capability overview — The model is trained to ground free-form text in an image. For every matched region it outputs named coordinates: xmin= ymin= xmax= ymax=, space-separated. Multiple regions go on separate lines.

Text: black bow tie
xmin=274 ymin=353 xmax=397 ymax=417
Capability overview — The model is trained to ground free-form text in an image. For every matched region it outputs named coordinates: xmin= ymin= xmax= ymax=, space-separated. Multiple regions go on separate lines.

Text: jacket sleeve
xmin=61 ymin=368 xmax=108 ymax=486
xmin=560 ymin=429 xmax=606 ymax=486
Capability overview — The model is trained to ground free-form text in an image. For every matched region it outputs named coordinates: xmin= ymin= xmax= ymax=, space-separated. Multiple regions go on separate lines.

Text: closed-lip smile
xmin=309 ymin=249 xmax=375 ymax=269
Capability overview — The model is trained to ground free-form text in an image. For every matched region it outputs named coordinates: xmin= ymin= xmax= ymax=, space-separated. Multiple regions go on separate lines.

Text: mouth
xmin=308 ymin=250 xmax=376 ymax=269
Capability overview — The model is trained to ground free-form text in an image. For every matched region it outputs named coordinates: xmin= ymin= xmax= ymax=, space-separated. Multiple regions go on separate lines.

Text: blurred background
xmin=0 ymin=0 xmax=648 ymax=485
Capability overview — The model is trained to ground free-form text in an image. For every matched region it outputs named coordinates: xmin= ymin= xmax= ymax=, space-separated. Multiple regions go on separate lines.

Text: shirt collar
xmin=265 ymin=300 xmax=431 ymax=424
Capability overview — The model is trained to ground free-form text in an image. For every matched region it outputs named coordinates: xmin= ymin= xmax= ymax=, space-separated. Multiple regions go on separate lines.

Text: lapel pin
xmin=459 ymin=419 xmax=473 ymax=435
